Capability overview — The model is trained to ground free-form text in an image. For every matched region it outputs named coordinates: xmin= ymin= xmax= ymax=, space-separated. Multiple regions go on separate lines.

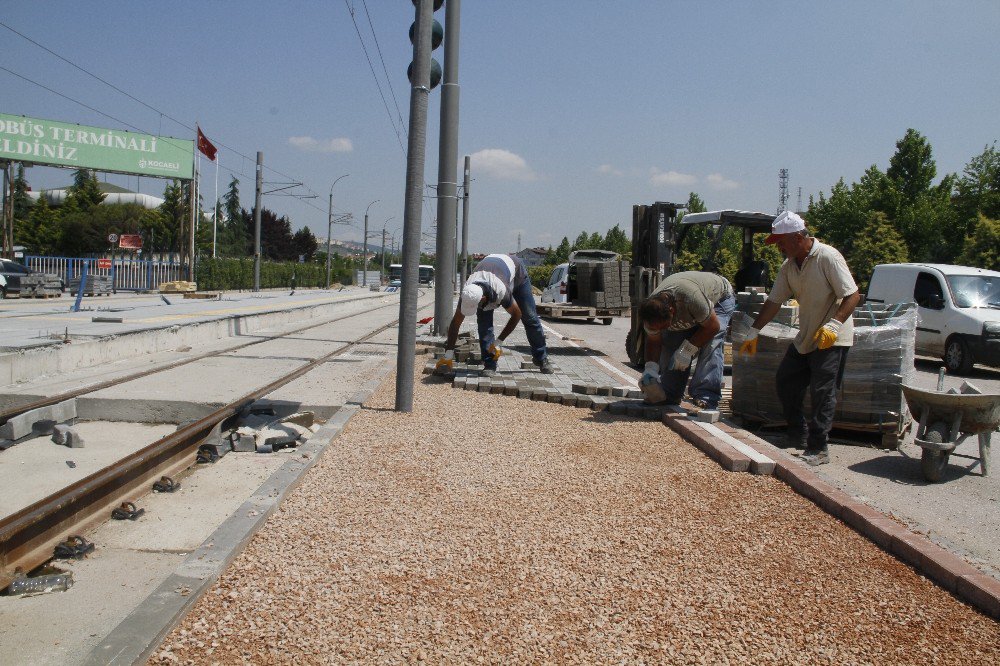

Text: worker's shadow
xmin=846 ymin=452 xmax=981 ymax=485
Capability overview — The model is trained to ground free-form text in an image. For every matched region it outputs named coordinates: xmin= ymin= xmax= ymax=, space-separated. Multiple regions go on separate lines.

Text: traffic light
xmin=408 ymin=0 xmax=444 ymax=89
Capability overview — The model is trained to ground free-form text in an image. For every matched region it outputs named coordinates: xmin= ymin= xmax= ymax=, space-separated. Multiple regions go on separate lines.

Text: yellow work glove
xmin=737 ymin=328 xmax=760 ymax=356
xmin=813 ymin=319 xmax=843 ymax=350
xmin=435 ymin=349 xmax=455 ymax=372
xmin=487 ymin=339 xmax=503 ymax=362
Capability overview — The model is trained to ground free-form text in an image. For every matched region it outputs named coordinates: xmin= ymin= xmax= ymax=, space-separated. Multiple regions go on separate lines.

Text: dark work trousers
xmin=775 ymin=345 xmax=849 ymax=451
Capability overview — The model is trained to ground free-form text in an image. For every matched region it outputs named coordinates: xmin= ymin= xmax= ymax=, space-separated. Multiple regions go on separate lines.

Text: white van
xmin=866 ymin=263 xmax=1000 ymax=374
xmin=541 ymin=263 xmax=569 ymax=303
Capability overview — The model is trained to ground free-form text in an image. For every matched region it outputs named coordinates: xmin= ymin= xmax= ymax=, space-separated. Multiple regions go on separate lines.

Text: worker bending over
xmin=638 ymin=271 xmax=736 ymax=409
xmin=436 ymin=253 xmax=553 ymax=376
xmin=737 ymin=211 xmax=860 ymax=466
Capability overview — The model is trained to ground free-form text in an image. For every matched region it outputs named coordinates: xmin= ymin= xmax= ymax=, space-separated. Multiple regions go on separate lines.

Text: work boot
xmin=800 ymin=448 xmax=830 ymax=466
xmin=481 ymin=368 xmax=497 ymax=378
xmin=536 ymin=358 xmax=554 ymax=374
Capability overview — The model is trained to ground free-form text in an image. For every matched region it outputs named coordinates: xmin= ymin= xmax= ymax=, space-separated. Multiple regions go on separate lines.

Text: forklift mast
xmin=627 ymin=202 xmax=684 ymax=365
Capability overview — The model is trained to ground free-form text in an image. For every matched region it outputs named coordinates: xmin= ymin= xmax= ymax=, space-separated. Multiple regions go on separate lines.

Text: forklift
xmin=626 ymin=202 xmax=776 ymax=366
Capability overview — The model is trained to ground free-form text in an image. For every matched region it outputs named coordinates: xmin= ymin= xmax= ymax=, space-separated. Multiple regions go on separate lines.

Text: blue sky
xmin=4 ymin=1 xmax=999 ymax=254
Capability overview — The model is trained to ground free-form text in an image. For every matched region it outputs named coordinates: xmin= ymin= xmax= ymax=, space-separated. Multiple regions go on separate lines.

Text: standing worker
xmin=637 ymin=271 xmax=736 ymax=410
xmin=436 ymin=253 xmax=553 ymax=376
xmin=737 ymin=211 xmax=861 ymax=466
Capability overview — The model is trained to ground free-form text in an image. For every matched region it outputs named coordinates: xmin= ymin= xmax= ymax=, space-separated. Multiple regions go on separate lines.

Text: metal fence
xmin=26 ymin=256 xmax=187 ymax=292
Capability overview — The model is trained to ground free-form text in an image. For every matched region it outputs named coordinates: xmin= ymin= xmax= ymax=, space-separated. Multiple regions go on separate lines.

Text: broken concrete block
xmin=52 ymin=424 xmax=85 ymax=448
xmin=232 ymin=428 xmax=257 ymax=452
xmin=0 ymin=399 xmax=77 ymax=441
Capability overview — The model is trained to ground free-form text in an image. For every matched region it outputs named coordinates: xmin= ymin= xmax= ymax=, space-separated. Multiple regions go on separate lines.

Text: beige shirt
xmin=768 ymin=239 xmax=858 ymax=353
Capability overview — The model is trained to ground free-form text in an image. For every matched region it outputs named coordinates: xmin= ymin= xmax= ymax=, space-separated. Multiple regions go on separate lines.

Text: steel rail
xmin=0 ymin=294 xmax=400 ymax=425
xmin=0 ymin=304 xmax=425 ymax=588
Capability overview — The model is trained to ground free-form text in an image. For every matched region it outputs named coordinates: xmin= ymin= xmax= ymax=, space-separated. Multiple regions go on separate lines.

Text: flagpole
xmin=213 ymin=154 xmax=219 ymax=258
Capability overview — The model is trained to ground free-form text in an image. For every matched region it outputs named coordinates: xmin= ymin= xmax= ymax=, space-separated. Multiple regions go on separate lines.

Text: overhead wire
xmin=0 ymin=20 xmax=323 ymax=205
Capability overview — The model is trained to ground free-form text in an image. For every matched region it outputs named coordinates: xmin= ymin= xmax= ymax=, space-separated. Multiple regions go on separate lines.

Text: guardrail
xmin=25 ymin=256 xmax=187 ymax=292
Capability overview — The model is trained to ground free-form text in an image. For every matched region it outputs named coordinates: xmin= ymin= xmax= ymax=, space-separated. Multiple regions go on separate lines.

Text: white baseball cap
xmin=765 ymin=211 xmax=807 ymax=244
xmin=460 ymin=283 xmax=483 ymax=316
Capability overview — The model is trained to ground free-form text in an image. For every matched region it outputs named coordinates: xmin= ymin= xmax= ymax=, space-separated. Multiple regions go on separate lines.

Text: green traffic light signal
xmin=409 ymin=19 xmax=443 ymax=50
xmin=408 ymin=58 xmax=442 ymax=89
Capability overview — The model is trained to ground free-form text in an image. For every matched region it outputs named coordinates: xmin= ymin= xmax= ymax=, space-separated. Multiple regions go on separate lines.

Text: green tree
xmin=27 ymin=196 xmax=59 ymax=255
xmin=685 ymin=191 xmax=707 ymax=214
xmin=219 ymin=176 xmax=248 ymax=257
xmin=551 ymin=236 xmax=571 ymax=264
xmin=159 ymin=180 xmax=189 ymax=256
xmin=65 ymin=169 xmax=105 ymax=211
xmin=848 ymin=211 xmax=910 ymax=291
xmin=602 ymin=223 xmax=631 ymax=258
xmin=11 ymin=165 xmax=34 ymax=250
xmin=887 ymin=128 xmax=937 ymax=201
xmin=292 ymin=226 xmax=318 ymax=261
xmin=954 ymin=143 xmax=1000 ymax=247
xmin=957 ymin=214 xmax=1000 ymax=271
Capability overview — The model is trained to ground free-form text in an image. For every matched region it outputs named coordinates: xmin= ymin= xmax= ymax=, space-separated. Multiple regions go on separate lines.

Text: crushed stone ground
xmin=151 ymin=364 xmax=1000 ymax=665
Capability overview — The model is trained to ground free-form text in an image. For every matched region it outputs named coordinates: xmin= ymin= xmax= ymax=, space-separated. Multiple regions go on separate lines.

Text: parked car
xmin=0 ymin=259 xmax=66 ymax=297
xmin=866 ymin=263 xmax=1000 ymax=374
xmin=541 ymin=263 xmax=569 ymax=303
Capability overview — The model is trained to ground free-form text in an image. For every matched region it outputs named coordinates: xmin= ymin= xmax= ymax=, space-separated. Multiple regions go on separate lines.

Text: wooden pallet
xmin=537 ymin=302 xmax=629 ymax=320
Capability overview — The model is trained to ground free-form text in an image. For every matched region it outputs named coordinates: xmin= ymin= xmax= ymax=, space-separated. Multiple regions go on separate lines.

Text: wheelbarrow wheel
xmin=921 ymin=448 xmax=950 ymax=482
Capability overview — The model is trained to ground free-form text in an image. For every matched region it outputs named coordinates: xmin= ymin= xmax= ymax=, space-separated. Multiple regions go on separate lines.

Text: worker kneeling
xmin=638 ymin=271 xmax=736 ymax=409
xmin=436 ymin=254 xmax=552 ymax=376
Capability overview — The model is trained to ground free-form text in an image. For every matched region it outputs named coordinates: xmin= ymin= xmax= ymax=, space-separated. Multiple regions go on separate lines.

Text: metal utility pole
xmin=433 ymin=0 xmax=462 ymax=335
xmin=253 ymin=151 xmax=262 ymax=292
xmin=396 ymin=0 xmax=434 ymax=412
xmin=187 ymin=172 xmax=197 ymax=281
xmin=460 ymin=154 xmax=470 ymax=286
xmin=381 ymin=216 xmax=395 ymax=281
xmin=363 ymin=200 xmax=379 ymax=286
xmin=327 ymin=174 xmax=349 ymax=289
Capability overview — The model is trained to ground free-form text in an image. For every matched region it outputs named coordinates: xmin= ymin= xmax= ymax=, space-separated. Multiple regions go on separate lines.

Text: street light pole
xmin=363 ymin=200 xmax=379 ymax=287
xmin=380 ymin=216 xmax=395 ymax=282
xmin=326 ymin=174 xmax=349 ymax=289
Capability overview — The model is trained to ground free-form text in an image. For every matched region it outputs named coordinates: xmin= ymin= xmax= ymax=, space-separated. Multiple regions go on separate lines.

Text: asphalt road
xmin=538 ymin=312 xmax=1000 ymax=579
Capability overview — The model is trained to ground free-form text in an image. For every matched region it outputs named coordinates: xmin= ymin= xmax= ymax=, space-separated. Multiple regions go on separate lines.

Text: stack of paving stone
xmin=735 ymin=287 xmax=798 ymax=327
xmin=572 ymin=260 xmax=630 ymax=309
xmin=731 ymin=304 xmax=917 ymax=432
xmin=70 ymin=274 xmax=112 ymax=296
xmin=20 ymin=273 xmax=63 ymax=298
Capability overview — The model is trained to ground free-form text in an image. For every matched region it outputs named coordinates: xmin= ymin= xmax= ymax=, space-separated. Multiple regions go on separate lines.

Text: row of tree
xmin=8 ymin=169 xmax=321 ymax=263
xmin=535 ymin=129 xmax=999 ymax=291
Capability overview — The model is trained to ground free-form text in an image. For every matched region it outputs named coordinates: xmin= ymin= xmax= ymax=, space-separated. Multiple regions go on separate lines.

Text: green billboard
xmin=0 ymin=114 xmax=194 ymax=179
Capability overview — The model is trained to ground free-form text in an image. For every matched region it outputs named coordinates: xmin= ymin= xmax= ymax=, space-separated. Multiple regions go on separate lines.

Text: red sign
xmin=97 ymin=258 xmax=112 ymax=270
xmin=118 ymin=234 xmax=143 ymax=250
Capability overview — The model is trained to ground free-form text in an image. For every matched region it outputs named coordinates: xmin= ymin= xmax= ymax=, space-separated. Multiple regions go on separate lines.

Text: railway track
xmin=0 ymin=294 xmax=428 ymax=590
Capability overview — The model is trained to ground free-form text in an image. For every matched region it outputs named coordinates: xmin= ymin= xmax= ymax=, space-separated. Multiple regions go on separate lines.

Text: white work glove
xmin=813 ymin=319 xmax=843 ymax=350
xmin=638 ymin=361 xmax=667 ymax=404
xmin=435 ymin=349 xmax=455 ymax=372
xmin=487 ymin=339 xmax=503 ymax=362
xmin=639 ymin=361 xmax=660 ymax=387
xmin=667 ymin=339 xmax=699 ymax=372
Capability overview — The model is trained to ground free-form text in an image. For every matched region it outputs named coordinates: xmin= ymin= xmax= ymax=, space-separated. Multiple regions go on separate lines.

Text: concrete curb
xmin=660 ymin=412 xmax=1000 ymax=620
xmin=83 ymin=359 xmax=396 ymax=665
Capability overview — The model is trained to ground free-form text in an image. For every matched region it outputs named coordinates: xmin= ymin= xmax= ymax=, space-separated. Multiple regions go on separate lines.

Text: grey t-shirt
xmin=648 ymin=271 xmax=732 ymax=332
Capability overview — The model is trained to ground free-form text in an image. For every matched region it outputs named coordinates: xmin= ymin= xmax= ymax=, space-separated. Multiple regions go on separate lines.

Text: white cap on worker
xmin=460 ymin=283 xmax=483 ymax=316
xmin=765 ymin=210 xmax=807 ymax=244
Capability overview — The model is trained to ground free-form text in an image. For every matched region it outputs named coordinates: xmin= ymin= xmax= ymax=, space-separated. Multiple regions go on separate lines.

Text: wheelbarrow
xmin=901 ymin=382 xmax=1000 ymax=482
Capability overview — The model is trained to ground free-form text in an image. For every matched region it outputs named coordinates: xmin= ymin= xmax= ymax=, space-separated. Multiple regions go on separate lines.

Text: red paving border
xmin=662 ymin=410 xmax=1000 ymax=620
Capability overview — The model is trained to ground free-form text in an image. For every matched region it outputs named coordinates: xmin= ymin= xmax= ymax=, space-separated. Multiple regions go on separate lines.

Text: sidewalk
xmin=150 ymin=342 xmax=1000 ymax=663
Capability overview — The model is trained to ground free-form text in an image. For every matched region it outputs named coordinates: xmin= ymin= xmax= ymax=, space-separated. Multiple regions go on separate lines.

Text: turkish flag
xmin=196 ymin=125 xmax=217 ymax=161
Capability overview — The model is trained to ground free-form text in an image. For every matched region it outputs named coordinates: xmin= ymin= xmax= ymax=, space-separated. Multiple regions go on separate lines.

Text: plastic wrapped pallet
xmin=731 ymin=304 xmax=916 ymax=435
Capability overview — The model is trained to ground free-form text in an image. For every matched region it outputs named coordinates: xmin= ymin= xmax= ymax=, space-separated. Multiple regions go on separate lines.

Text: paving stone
xmin=611 ymin=387 xmax=629 ymax=397
xmin=694 ymin=410 xmax=721 ymax=423
xmin=517 ymin=387 xmax=533 ymax=399
xmin=531 ymin=389 xmax=548 ymax=402
xmin=576 ymin=395 xmax=594 ymax=408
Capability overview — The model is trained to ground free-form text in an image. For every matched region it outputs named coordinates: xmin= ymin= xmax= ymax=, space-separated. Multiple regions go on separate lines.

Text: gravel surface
xmin=151 ymin=362 xmax=1000 ymax=665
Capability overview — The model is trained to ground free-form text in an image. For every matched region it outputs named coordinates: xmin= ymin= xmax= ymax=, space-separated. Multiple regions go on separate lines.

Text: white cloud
xmin=596 ymin=164 xmax=623 ymax=177
xmin=288 ymin=136 xmax=353 ymax=153
xmin=706 ymin=173 xmax=739 ymax=190
xmin=649 ymin=168 xmax=697 ymax=187
xmin=470 ymin=148 xmax=536 ymax=181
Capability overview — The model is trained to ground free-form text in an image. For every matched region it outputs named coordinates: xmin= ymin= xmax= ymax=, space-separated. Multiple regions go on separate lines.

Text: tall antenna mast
xmin=777 ymin=168 xmax=789 ymax=214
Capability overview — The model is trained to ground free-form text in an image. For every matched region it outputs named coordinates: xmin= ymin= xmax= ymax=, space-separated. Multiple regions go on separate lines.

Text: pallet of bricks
xmin=731 ymin=301 xmax=917 ymax=442
xmin=19 ymin=273 xmax=63 ymax=298
xmin=571 ymin=259 xmax=630 ymax=310
xmin=70 ymin=274 xmax=112 ymax=297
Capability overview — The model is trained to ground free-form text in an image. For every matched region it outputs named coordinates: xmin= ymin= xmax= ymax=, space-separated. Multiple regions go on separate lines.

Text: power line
xmin=344 ymin=0 xmax=407 ymax=156
xmin=361 ymin=0 xmax=407 ymax=138
xmin=0 ymin=20 xmax=321 ymax=201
